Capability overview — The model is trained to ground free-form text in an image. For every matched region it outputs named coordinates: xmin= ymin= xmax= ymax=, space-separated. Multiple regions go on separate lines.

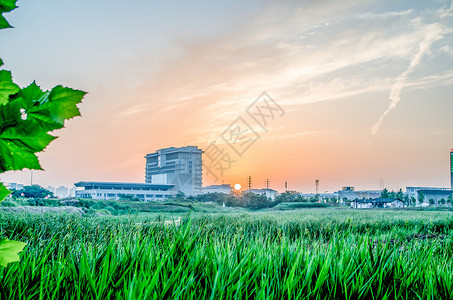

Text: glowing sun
xmin=234 ymin=183 xmax=241 ymax=191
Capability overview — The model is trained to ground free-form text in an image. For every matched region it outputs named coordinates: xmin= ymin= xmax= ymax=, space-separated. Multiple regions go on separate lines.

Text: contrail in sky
xmin=371 ymin=1 xmax=453 ymax=136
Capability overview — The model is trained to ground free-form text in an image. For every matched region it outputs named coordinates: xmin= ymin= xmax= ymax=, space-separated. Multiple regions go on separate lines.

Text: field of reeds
xmin=1 ymin=208 xmax=453 ymax=299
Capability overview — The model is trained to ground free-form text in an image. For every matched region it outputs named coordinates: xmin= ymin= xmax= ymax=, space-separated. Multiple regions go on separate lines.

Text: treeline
xmin=192 ymin=191 xmax=325 ymax=210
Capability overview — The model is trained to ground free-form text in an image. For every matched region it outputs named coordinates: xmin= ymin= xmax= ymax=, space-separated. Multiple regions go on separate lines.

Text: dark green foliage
xmin=275 ymin=190 xmax=306 ymax=202
xmin=11 ymin=185 xmax=54 ymax=199
xmin=175 ymin=191 xmax=186 ymax=201
xmin=117 ymin=194 xmax=140 ymax=201
xmin=418 ymin=192 xmax=425 ymax=204
xmin=195 ymin=192 xmax=277 ymax=209
xmin=381 ymin=188 xmax=390 ymax=198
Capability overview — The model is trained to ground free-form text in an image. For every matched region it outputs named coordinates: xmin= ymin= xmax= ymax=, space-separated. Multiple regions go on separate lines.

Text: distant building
xmin=351 ymin=198 xmax=404 ymax=209
xmin=145 ymin=146 xmax=202 ymax=196
xmin=249 ymin=188 xmax=277 ymax=200
xmin=203 ymin=184 xmax=232 ymax=194
xmin=338 ymin=187 xmax=380 ymax=201
xmin=74 ymin=181 xmax=175 ymax=201
xmin=69 ymin=187 xmax=77 ymax=197
xmin=4 ymin=182 xmax=24 ymax=191
xmin=450 ymin=148 xmax=453 ymax=189
xmin=55 ymin=186 xmax=69 ymax=198
xmin=299 ymin=192 xmax=339 ymax=202
xmin=406 ymin=186 xmax=453 ymax=206
xmin=46 ymin=186 xmax=56 ymax=194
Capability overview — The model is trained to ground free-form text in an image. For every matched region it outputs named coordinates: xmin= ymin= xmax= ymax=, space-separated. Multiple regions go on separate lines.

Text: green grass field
xmin=1 ymin=208 xmax=453 ymax=299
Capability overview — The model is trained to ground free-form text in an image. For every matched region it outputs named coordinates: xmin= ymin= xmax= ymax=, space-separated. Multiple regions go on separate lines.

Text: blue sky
xmin=1 ymin=0 xmax=453 ymax=192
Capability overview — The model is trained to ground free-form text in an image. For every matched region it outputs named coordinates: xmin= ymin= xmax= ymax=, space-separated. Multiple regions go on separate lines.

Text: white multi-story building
xmin=145 ymin=146 xmax=202 ymax=196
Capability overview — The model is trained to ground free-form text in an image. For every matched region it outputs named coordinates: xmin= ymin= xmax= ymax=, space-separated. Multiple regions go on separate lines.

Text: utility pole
xmin=379 ymin=179 xmax=385 ymax=191
xmin=285 ymin=181 xmax=287 ymax=192
xmin=265 ymin=179 xmax=270 ymax=189
xmin=30 ymin=170 xmax=33 ymax=186
xmin=247 ymin=176 xmax=252 ymax=190
xmin=315 ymin=179 xmax=319 ymax=195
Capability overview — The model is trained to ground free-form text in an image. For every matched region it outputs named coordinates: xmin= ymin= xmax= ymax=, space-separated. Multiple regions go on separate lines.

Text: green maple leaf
xmin=0 ymin=238 xmax=26 ymax=267
xmin=20 ymin=82 xmax=64 ymax=132
xmin=0 ymin=127 xmax=56 ymax=172
xmin=1 ymin=127 xmax=56 ymax=152
xmin=19 ymin=81 xmax=45 ymax=103
xmin=0 ymin=0 xmax=17 ymax=30
xmin=45 ymin=86 xmax=86 ymax=124
xmin=0 ymin=15 xmax=11 ymax=29
xmin=0 ymin=182 xmax=11 ymax=202
xmin=0 ymin=0 xmax=18 ymax=13
xmin=0 ymin=70 xmax=19 ymax=105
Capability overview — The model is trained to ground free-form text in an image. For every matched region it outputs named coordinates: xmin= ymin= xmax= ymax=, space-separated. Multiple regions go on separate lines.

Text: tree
xmin=448 ymin=194 xmax=453 ymax=206
xmin=396 ymin=188 xmax=404 ymax=201
xmin=275 ymin=191 xmax=303 ymax=203
xmin=439 ymin=198 xmax=446 ymax=206
xmin=381 ymin=188 xmax=390 ymax=198
xmin=118 ymin=194 xmax=140 ymax=201
xmin=0 ymin=1 xmax=86 ymax=267
xmin=418 ymin=192 xmax=425 ymax=205
xmin=429 ymin=198 xmax=435 ymax=206
xmin=12 ymin=185 xmax=53 ymax=199
xmin=239 ymin=192 xmax=273 ymax=209
xmin=403 ymin=194 xmax=410 ymax=206
xmin=410 ymin=196 xmax=416 ymax=207
xmin=175 ymin=191 xmax=186 ymax=201
xmin=389 ymin=190 xmax=397 ymax=199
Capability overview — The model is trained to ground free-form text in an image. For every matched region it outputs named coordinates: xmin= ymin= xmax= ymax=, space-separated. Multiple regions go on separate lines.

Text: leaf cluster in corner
xmin=0 ymin=0 xmax=18 ymax=30
xmin=0 ymin=80 xmax=86 ymax=173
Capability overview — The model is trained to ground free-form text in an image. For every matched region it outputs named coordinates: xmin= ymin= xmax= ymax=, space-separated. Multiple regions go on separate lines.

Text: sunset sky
xmin=1 ymin=0 xmax=453 ymax=192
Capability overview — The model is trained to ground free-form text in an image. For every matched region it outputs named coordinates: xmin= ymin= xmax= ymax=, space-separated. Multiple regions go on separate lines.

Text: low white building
xmin=351 ymin=198 xmax=404 ymax=209
xmin=74 ymin=181 xmax=176 ymax=201
xmin=338 ymin=187 xmax=380 ymax=201
xmin=202 ymin=184 xmax=232 ymax=194
xmin=249 ymin=188 xmax=277 ymax=200
xmin=406 ymin=187 xmax=453 ymax=206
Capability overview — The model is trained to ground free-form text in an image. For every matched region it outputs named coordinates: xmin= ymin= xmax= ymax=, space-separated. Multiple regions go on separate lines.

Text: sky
xmin=1 ymin=0 xmax=453 ymax=193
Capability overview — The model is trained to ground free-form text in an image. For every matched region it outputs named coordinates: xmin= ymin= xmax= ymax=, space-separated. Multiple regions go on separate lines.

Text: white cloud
xmin=371 ymin=1 xmax=453 ymax=135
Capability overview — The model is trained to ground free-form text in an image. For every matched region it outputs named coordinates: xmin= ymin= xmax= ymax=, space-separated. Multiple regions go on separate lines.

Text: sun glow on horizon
xmin=234 ymin=183 xmax=241 ymax=191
